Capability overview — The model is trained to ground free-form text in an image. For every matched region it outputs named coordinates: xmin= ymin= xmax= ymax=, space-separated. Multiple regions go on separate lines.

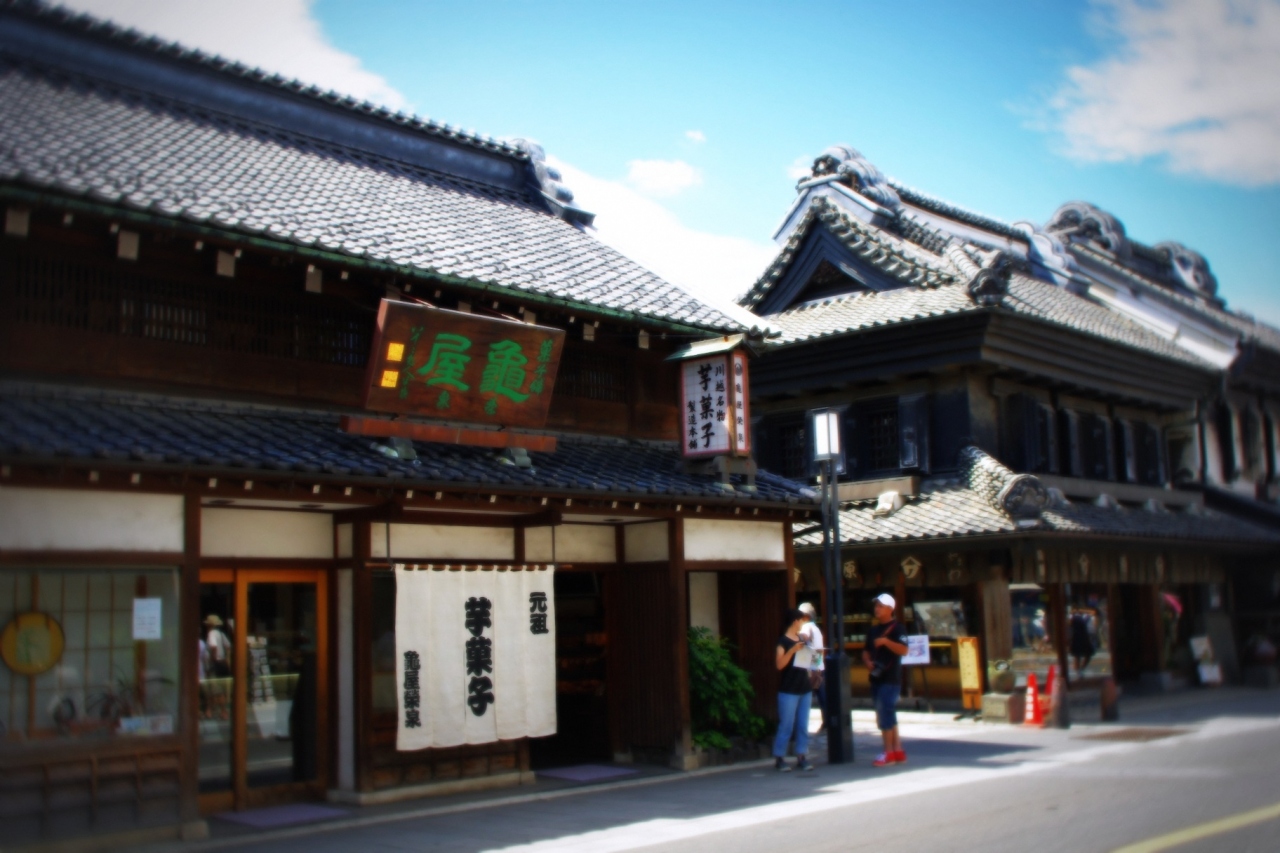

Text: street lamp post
xmin=813 ymin=411 xmax=854 ymax=763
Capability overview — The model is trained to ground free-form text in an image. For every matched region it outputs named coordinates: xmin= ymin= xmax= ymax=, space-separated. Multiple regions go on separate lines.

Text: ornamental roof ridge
xmin=886 ymin=178 xmax=1023 ymax=240
xmin=0 ymin=0 xmax=524 ymax=160
xmin=958 ymin=446 xmax=1048 ymax=521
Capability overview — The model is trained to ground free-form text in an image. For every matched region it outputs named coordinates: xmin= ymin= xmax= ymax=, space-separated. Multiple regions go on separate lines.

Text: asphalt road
xmin=176 ymin=690 xmax=1280 ymax=853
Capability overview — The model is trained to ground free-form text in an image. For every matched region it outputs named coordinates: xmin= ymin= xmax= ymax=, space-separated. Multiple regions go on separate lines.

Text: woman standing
xmin=774 ymin=608 xmax=816 ymax=772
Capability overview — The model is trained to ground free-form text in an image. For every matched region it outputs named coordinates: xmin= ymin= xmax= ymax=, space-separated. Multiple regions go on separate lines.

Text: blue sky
xmin=70 ymin=1 xmax=1280 ymax=325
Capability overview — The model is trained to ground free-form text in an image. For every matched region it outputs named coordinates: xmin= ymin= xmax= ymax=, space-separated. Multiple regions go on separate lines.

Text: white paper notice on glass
xmin=903 ymin=634 xmax=931 ymax=666
xmin=132 ymin=598 xmax=162 ymax=641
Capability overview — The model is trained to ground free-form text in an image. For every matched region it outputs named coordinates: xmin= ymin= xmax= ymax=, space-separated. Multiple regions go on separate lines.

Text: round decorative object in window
xmin=1 ymin=611 xmax=66 ymax=676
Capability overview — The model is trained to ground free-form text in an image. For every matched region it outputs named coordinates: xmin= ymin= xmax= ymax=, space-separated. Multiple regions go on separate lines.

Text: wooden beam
xmin=340 ymin=415 xmax=557 ymax=453
xmin=682 ymin=560 xmax=790 ymax=572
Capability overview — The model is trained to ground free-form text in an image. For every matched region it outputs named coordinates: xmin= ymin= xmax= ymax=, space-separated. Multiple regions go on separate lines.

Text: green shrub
xmin=688 ymin=626 xmax=767 ymax=747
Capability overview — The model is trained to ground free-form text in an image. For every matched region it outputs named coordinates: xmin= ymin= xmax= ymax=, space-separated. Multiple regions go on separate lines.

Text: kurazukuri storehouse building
xmin=743 ymin=145 xmax=1280 ymax=711
xmin=0 ymin=5 xmax=814 ymax=848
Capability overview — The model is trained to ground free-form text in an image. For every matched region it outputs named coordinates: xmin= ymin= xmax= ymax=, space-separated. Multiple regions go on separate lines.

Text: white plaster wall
xmin=688 ymin=572 xmax=720 ymax=636
xmin=0 ymin=486 xmax=183 ymax=552
xmin=201 ymin=508 xmax=332 ymax=558
xmin=624 ymin=521 xmax=668 ymax=563
xmin=370 ymin=523 xmax=514 ymax=560
xmin=683 ymin=519 xmax=784 ymax=562
xmin=336 ymin=523 xmax=353 ymax=559
xmin=521 ymin=524 xmax=616 ymax=563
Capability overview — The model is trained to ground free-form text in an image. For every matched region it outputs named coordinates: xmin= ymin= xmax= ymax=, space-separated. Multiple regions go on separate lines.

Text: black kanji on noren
xmin=529 ymin=591 xmax=549 ymax=635
xmin=465 ymin=635 xmax=493 ymax=675
xmin=464 ymin=596 xmax=492 ymax=637
xmin=468 ymin=676 xmax=495 ymax=716
xmin=403 ymin=650 xmax=422 ymax=728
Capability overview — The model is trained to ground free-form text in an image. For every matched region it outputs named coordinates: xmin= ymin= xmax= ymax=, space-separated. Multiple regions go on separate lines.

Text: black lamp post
xmin=813 ymin=410 xmax=854 ymax=763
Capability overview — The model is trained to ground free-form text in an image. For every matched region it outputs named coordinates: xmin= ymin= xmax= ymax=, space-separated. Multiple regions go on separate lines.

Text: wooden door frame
xmin=197 ymin=567 xmax=330 ymax=814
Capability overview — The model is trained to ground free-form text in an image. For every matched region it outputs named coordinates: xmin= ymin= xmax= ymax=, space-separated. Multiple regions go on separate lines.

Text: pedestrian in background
xmin=774 ymin=608 xmax=816 ymax=772
xmin=797 ymin=602 xmax=827 ymax=733
xmin=863 ymin=593 xmax=908 ymax=767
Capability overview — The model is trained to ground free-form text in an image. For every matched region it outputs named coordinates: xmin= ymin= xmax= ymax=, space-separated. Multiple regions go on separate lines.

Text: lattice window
xmin=555 ymin=346 xmax=627 ymax=403
xmin=2 ymin=247 xmax=370 ymax=367
xmin=866 ymin=401 xmax=900 ymax=471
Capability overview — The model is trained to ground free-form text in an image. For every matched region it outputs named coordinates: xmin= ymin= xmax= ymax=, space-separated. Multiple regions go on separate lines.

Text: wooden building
xmin=0 ymin=6 xmax=811 ymax=848
xmin=744 ymin=145 xmax=1280 ymax=706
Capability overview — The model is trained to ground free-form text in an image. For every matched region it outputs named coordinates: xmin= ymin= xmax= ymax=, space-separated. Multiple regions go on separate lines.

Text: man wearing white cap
xmin=797 ymin=602 xmax=827 ymax=732
xmin=863 ymin=593 xmax=908 ymax=766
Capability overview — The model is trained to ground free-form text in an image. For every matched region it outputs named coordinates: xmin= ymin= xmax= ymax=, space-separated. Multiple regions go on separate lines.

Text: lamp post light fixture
xmin=812 ymin=409 xmax=854 ymax=764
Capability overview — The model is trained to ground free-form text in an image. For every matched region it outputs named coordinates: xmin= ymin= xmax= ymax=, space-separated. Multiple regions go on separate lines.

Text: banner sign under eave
xmin=395 ymin=565 xmax=556 ymax=750
xmin=363 ymin=300 xmax=566 ymax=430
xmin=679 ymin=350 xmax=751 ymax=458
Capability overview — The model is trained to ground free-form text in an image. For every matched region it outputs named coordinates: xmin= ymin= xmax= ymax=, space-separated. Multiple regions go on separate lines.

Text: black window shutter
xmin=899 ymin=394 xmax=927 ymax=471
xmin=1037 ymin=403 xmax=1058 ymax=474
xmin=1005 ymin=393 xmax=1030 ymax=470
xmin=1059 ymin=409 xmax=1082 ymax=477
xmin=841 ymin=408 xmax=858 ymax=477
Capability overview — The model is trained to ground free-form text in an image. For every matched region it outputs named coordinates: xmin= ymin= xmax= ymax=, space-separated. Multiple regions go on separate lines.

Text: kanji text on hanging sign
xmin=679 ymin=352 xmax=751 ymax=458
xmin=362 ymin=300 xmax=565 ymax=429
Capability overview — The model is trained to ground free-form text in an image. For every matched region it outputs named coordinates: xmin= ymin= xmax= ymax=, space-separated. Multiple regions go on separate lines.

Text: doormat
xmin=537 ymin=764 xmax=640 ymax=783
xmin=1076 ymin=727 xmax=1187 ymax=743
xmin=215 ymin=803 xmax=348 ymax=829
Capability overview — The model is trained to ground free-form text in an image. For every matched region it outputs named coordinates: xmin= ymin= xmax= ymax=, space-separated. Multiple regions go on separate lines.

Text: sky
xmin=63 ymin=0 xmax=1280 ymax=327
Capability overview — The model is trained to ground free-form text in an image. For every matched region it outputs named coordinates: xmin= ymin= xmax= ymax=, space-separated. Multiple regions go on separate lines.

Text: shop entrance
xmin=198 ymin=569 xmax=328 ymax=813
xmin=528 ymin=571 xmax=610 ymax=768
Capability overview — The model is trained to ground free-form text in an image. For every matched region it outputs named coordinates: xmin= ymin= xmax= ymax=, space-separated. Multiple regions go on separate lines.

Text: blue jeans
xmin=774 ymin=690 xmax=812 ymax=758
xmin=873 ymin=682 xmax=899 ymax=731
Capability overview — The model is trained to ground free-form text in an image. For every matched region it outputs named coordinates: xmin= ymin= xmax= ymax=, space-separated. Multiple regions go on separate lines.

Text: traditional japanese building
xmin=0 ymin=4 xmax=811 ymax=848
xmin=744 ymin=145 xmax=1280 ymax=709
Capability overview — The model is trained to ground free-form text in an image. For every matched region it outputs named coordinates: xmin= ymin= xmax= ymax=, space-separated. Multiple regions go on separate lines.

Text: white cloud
xmin=625 ymin=159 xmax=703 ymax=197
xmin=59 ymin=0 xmax=408 ymax=110
xmin=787 ymin=155 xmax=813 ymax=181
xmin=551 ymin=156 xmax=776 ymax=320
xmin=685 ymin=130 xmax=707 ymax=143
xmin=1051 ymin=0 xmax=1280 ymax=185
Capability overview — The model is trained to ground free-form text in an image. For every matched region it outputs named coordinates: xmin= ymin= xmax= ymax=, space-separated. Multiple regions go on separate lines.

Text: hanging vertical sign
xmin=395 ymin=566 xmax=557 ymax=751
xmin=678 ymin=350 xmax=751 ymax=459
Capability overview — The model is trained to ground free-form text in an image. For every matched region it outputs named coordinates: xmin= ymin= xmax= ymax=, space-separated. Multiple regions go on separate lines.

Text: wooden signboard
xmin=362 ymin=300 xmax=565 ymax=429
xmin=679 ymin=351 xmax=751 ymax=458
xmin=957 ymin=636 xmax=983 ymax=710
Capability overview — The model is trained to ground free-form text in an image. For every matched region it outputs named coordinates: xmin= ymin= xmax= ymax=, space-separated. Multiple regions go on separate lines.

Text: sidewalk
xmin=143 ymin=685 xmax=1278 ymax=852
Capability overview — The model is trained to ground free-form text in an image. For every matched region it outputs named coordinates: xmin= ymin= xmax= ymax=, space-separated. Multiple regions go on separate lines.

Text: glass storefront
xmin=1 ymin=568 xmax=180 ymax=743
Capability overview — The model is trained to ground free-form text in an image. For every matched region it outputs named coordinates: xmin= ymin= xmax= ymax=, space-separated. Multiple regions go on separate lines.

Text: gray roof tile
xmin=0 ymin=59 xmax=745 ymax=332
xmin=793 ymin=447 xmax=1279 ymax=548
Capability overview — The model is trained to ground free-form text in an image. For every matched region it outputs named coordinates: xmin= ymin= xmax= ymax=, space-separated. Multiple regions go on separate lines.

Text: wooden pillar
xmin=1048 ymin=583 xmax=1069 ymax=681
xmin=979 ymin=578 xmax=1013 ymax=664
xmin=179 ymin=493 xmax=201 ymax=825
xmin=784 ymin=524 xmax=796 ymax=608
xmin=668 ymin=517 xmax=693 ymax=768
xmin=352 ymin=521 xmax=374 ymax=792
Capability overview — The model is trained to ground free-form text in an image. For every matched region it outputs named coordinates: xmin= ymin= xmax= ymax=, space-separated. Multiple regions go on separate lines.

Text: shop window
xmin=1066 ymin=586 xmax=1111 ymax=679
xmin=1135 ymin=423 xmax=1166 ymax=486
xmin=865 ymin=400 xmax=900 ymax=472
xmin=0 ymin=568 xmax=180 ymax=742
xmin=1010 ymin=583 xmax=1054 ymax=683
xmin=1079 ymin=413 xmax=1114 ymax=480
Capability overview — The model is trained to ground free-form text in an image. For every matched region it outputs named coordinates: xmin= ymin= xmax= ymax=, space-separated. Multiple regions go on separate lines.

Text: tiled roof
xmin=740 ymin=197 xmax=959 ymax=309
xmin=1071 ymin=244 xmax=1280 ymax=356
xmin=765 ymin=270 xmax=1214 ymax=368
xmin=3 ymin=0 xmax=522 ymax=158
xmin=0 ymin=58 xmax=746 ymax=333
xmin=0 ymin=385 xmax=815 ymax=505
xmin=793 ymin=447 xmax=1279 ymax=548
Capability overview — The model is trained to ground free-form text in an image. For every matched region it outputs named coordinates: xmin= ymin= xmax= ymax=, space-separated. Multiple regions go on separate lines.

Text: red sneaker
xmin=872 ymin=752 xmax=896 ymax=767
xmin=892 ymin=750 xmax=907 ymax=763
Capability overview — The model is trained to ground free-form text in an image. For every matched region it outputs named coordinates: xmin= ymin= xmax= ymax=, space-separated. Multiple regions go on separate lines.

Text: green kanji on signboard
xmin=416 ymin=333 xmax=472 ymax=391
xmin=480 ymin=340 xmax=530 ymax=404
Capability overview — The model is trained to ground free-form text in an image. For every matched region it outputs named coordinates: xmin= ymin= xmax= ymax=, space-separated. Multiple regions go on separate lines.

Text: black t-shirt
xmin=777 ymin=635 xmax=812 ymax=695
xmin=866 ymin=621 xmax=907 ymax=686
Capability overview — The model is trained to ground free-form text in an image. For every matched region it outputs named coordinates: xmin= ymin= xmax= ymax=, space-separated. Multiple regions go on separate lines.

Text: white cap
xmin=874 ymin=593 xmax=896 ymax=610
xmin=798 ymin=602 xmax=816 ymax=616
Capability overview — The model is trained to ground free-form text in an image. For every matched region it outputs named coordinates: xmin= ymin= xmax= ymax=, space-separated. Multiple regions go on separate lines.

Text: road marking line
xmin=1112 ymin=801 xmax=1280 ymax=853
